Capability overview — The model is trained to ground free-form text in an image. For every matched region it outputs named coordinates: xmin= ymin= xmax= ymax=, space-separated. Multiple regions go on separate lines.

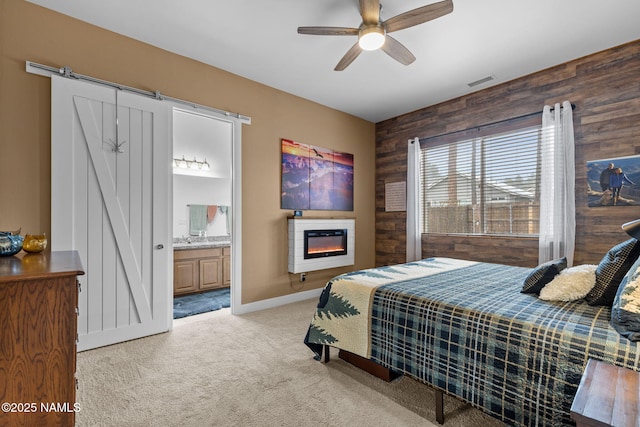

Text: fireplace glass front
xmin=304 ymin=229 xmax=347 ymax=259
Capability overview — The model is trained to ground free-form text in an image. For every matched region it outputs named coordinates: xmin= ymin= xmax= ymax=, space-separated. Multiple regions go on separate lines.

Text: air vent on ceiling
xmin=467 ymin=75 xmax=495 ymax=88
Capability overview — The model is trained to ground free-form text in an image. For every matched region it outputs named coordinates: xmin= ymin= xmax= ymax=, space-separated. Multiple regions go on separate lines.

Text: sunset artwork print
xmin=281 ymin=139 xmax=354 ymax=211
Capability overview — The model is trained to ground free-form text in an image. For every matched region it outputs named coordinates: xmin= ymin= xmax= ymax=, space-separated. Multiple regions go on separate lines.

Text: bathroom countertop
xmin=173 ymin=240 xmax=231 ymax=250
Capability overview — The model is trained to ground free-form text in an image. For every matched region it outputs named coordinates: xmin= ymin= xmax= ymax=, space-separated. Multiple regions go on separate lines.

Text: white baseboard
xmin=231 ymin=288 xmax=322 ymax=315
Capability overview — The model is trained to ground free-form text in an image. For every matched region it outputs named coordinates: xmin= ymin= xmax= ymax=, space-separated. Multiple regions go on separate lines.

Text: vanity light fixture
xmin=188 ymin=157 xmax=199 ymax=170
xmin=173 ymin=156 xmax=210 ymax=171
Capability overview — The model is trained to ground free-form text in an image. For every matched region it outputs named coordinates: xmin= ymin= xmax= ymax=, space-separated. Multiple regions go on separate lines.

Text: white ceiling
xmin=27 ymin=0 xmax=640 ymax=123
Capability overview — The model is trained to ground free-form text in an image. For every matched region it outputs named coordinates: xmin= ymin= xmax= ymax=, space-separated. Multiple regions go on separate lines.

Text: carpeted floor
xmin=76 ymin=298 xmax=505 ymax=427
xmin=173 ymin=287 xmax=230 ymax=319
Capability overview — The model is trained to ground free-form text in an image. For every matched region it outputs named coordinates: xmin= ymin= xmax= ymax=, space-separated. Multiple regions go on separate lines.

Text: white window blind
xmin=420 ymin=123 xmax=543 ymax=236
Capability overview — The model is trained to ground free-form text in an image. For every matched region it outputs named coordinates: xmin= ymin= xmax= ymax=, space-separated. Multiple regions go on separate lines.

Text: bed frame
xmin=324 ymin=345 xmax=445 ymax=424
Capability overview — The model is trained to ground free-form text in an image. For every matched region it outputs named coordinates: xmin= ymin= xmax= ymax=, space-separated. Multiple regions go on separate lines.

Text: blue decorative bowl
xmin=0 ymin=232 xmax=24 ymax=256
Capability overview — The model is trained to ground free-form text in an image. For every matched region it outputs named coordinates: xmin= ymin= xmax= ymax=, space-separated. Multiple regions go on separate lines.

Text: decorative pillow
xmin=611 ymin=256 xmax=640 ymax=341
xmin=611 ymin=258 xmax=640 ymax=341
xmin=521 ymin=257 xmax=567 ymax=294
xmin=538 ymin=264 xmax=598 ymax=302
xmin=586 ymin=238 xmax=640 ymax=306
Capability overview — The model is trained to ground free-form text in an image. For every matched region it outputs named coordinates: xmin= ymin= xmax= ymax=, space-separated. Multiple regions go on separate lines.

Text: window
xmin=420 ymin=120 xmax=543 ymax=236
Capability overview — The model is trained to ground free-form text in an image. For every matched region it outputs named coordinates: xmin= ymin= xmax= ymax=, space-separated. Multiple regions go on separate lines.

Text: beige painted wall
xmin=0 ymin=0 xmax=376 ymax=303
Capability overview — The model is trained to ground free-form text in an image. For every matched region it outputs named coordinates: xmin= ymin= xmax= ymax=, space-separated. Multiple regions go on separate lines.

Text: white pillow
xmin=539 ymin=264 xmax=598 ymax=301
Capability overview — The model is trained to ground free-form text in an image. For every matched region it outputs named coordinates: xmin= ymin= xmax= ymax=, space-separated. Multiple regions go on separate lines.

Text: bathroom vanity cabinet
xmin=173 ymin=246 xmax=230 ymax=295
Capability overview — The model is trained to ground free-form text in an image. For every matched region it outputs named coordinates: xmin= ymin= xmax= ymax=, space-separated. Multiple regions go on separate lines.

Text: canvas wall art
xmin=281 ymin=139 xmax=354 ymax=211
xmin=587 ymin=154 xmax=640 ymax=207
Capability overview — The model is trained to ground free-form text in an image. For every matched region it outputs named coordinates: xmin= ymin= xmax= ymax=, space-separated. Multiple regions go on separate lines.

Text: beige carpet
xmin=76 ymin=299 xmax=505 ymax=427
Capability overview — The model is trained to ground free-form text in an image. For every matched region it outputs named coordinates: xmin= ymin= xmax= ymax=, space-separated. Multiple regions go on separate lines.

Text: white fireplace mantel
xmin=288 ymin=217 xmax=355 ymax=273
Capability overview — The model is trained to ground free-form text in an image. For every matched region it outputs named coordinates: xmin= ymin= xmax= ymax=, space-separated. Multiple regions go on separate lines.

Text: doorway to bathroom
xmin=172 ymin=109 xmax=233 ymax=318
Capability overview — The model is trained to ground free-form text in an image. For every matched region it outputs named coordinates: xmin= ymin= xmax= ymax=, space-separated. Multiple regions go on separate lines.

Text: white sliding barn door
xmin=51 ymin=75 xmax=171 ymax=351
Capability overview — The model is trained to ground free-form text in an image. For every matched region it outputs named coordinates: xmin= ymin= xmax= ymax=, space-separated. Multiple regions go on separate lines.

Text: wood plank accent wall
xmin=376 ymin=40 xmax=640 ymax=268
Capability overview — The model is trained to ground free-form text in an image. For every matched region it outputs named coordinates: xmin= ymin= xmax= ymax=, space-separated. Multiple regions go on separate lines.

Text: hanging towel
xmin=189 ymin=205 xmax=208 ymax=236
xmin=207 ymin=205 xmax=218 ymax=224
xmin=218 ymin=205 xmax=231 ymax=236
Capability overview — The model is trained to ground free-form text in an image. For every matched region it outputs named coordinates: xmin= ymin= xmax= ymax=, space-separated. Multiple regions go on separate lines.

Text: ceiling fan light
xmin=358 ymin=26 xmax=385 ymax=51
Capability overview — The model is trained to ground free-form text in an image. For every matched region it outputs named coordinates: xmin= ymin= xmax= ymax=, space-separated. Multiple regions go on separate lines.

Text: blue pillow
xmin=611 ymin=256 xmax=640 ymax=341
xmin=586 ymin=238 xmax=640 ymax=306
xmin=521 ymin=257 xmax=567 ymax=294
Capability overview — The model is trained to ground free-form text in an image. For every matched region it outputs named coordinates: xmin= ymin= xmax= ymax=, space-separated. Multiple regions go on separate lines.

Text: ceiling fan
xmin=297 ymin=0 xmax=454 ymax=71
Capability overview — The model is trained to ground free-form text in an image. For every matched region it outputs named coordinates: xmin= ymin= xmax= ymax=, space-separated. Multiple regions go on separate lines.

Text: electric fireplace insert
xmin=304 ymin=229 xmax=348 ymax=259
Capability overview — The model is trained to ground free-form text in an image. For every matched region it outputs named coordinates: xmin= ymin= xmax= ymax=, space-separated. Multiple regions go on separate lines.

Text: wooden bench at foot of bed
xmin=325 ymin=346 xmax=446 ymax=424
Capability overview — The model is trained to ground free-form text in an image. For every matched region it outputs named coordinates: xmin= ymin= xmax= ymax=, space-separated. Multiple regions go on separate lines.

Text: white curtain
xmin=406 ymin=137 xmax=422 ymax=262
xmin=539 ymin=101 xmax=576 ymax=265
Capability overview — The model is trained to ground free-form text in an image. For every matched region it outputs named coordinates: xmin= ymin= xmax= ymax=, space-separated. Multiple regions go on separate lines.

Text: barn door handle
xmin=156 ymin=244 xmax=164 ymax=249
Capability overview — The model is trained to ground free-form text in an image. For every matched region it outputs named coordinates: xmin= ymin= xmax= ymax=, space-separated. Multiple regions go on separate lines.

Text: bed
xmin=304 ymin=257 xmax=640 ymax=426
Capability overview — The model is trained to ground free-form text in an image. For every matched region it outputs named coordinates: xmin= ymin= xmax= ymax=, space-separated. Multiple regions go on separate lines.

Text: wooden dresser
xmin=0 ymin=251 xmax=84 ymax=427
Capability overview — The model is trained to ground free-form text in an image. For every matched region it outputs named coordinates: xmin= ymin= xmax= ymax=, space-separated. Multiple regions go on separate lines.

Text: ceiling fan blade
xmin=298 ymin=26 xmax=359 ymax=36
xmin=335 ymin=43 xmax=363 ymax=71
xmin=381 ymin=35 xmax=416 ymax=66
xmin=384 ymin=0 xmax=453 ymax=33
xmin=359 ymin=0 xmax=380 ymax=25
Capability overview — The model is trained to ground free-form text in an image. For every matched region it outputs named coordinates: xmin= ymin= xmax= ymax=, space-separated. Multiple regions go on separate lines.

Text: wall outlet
xmin=300 ymin=273 xmax=306 ymax=282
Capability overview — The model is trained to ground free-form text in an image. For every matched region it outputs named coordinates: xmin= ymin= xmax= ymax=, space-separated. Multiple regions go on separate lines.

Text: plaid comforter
xmin=304 ymin=257 xmax=640 ymax=426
